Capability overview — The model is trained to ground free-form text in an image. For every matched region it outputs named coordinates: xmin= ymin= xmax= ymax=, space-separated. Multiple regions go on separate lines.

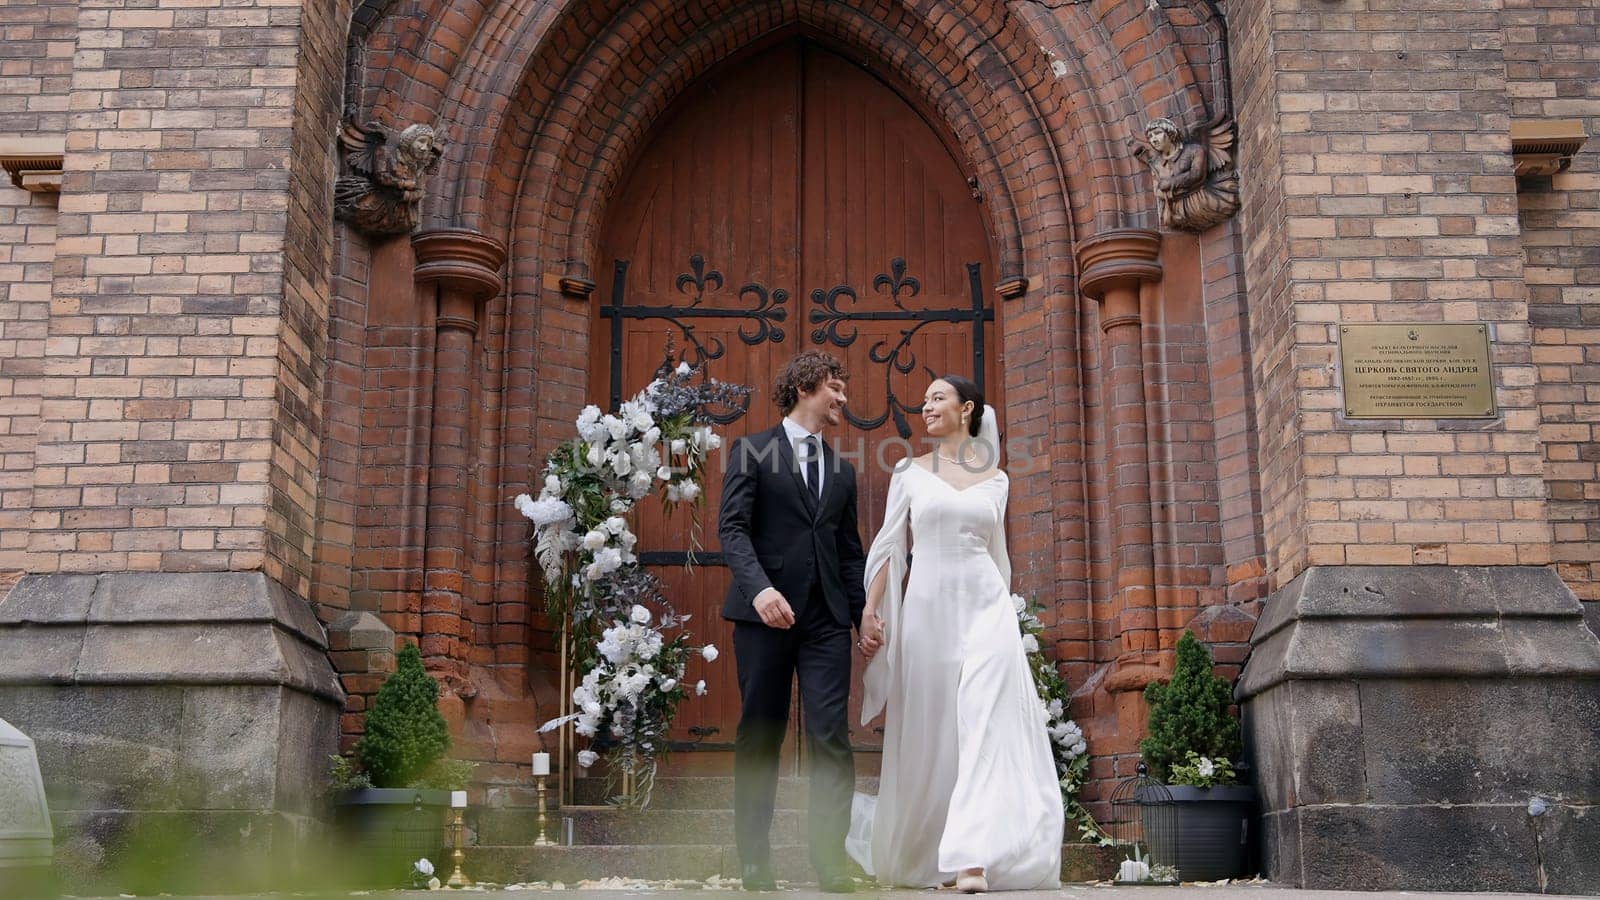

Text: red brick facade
xmin=314 ymin=0 xmax=1265 ymax=787
xmin=1 ymin=0 xmax=1595 ymax=804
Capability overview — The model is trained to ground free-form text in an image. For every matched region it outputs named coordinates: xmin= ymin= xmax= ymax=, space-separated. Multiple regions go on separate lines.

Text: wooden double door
xmin=594 ymin=40 xmax=999 ymax=757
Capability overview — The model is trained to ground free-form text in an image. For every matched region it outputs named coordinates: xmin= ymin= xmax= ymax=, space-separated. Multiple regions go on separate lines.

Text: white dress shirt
xmin=782 ymin=415 xmax=824 ymax=497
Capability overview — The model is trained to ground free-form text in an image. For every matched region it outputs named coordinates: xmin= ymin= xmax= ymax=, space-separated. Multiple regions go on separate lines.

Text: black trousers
xmin=732 ymin=583 xmax=854 ymax=877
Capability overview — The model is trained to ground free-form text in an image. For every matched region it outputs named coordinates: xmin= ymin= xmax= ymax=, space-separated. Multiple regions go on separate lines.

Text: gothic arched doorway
xmin=594 ymin=39 xmax=1000 ymax=758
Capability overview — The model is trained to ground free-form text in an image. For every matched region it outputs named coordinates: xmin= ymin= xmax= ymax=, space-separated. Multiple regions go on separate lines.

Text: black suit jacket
xmin=717 ymin=423 xmax=868 ymax=629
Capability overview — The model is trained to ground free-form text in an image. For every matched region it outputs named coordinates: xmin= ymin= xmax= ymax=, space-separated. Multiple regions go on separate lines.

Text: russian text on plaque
xmin=1338 ymin=323 xmax=1496 ymax=419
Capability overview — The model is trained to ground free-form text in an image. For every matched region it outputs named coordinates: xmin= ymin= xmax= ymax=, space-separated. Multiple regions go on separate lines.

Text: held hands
xmin=753 ymin=587 xmax=796 ymax=629
xmin=857 ymin=610 xmax=885 ymax=660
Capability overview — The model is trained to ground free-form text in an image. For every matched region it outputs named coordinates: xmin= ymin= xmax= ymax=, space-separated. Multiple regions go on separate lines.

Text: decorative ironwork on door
xmin=606 ymin=254 xmax=993 ymax=440
xmin=810 ymin=258 xmax=993 ymax=439
xmin=602 ymin=255 xmax=788 ymax=424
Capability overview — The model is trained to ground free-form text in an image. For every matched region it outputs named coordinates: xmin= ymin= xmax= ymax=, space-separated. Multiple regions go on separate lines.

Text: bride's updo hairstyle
xmin=938 ymin=374 xmax=985 ymax=438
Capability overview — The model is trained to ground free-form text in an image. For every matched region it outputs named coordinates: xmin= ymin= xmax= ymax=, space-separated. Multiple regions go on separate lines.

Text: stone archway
xmin=322 ymin=0 xmax=1264 ymax=800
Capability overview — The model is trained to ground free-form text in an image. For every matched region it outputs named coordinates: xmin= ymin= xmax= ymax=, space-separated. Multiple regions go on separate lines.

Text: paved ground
xmin=63 ymin=886 xmax=1595 ymax=899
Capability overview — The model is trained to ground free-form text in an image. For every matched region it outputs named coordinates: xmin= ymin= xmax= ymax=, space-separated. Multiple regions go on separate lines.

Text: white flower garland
xmin=1015 ymin=592 xmax=1098 ymax=838
xmin=518 ymin=360 xmax=747 ymax=807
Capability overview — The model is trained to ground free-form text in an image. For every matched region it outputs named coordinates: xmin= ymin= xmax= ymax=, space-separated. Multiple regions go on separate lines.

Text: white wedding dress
xmin=846 ymin=458 xmax=1063 ymax=889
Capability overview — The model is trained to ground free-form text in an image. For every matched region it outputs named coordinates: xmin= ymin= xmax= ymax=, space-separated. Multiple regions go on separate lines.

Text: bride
xmin=846 ymin=375 xmax=1063 ymax=892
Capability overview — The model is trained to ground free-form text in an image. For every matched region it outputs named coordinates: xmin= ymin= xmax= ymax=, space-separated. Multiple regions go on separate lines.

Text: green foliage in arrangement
xmin=1139 ymin=630 xmax=1243 ymax=783
xmin=353 ymin=643 xmax=452 ymax=789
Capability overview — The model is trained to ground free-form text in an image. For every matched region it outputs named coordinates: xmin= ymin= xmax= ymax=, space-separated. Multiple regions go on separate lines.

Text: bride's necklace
xmin=936 ymin=448 xmax=970 ymax=465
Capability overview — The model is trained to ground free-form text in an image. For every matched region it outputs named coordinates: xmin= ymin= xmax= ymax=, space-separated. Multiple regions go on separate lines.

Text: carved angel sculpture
xmin=334 ymin=120 xmax=444 ymax=236
xmin=1135 ymin=116 xmax=1241 ymax=232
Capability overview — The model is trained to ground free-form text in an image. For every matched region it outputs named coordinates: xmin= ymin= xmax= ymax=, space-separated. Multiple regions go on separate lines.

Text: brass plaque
xmin=1339 ymin=323 xmax=1496 ymax=419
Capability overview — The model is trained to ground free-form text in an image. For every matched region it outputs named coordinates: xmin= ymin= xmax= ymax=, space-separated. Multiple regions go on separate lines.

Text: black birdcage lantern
xmin=1106 ymin=763 xmax=1179 ymax=885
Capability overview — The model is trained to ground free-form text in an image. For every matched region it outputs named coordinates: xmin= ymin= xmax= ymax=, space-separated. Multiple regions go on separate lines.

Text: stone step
xmin=566 ymin=775 xmax=879 ymax=809
xmin=463 ymin=843 xmax=817 ymax=885
xmin=473 ymin=806 xmax=805 ymax=847
xmin=462 ymin=842 xmax=1119 ymax=885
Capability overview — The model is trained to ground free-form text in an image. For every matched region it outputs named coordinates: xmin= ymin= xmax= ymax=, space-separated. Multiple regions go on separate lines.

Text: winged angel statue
xmin=1133 ymin=116 xmax=1241 ymax=232
xmin=334 ymin=120 xmax=445 ymax=235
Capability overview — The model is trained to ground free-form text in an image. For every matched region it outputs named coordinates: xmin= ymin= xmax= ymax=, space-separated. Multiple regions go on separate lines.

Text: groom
xmin=718 ymin=350 xmax=872 ymax=893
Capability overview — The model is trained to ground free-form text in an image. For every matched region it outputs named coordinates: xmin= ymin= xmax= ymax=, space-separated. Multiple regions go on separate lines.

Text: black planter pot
xmin=1150 ymin=784 xmax=1256 ymax=881
xmin=332 ymin=788 xmax=452 ymax=886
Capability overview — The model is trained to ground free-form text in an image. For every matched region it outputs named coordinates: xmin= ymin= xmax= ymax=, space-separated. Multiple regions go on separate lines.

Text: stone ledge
xmin=1240 ymin=565 xmax=1600 ymax=894
xmin=0 ymin=136 xmax=64 ymax=193
xmin=1238 ymin=566 xmax=1600 ymax=697
xmin=0 ymin=573 xmax=342 ymax=703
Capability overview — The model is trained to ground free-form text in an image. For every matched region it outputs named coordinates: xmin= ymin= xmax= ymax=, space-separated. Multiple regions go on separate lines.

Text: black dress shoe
xmin=818 ymin=873 xmax=856 ymax=893
xmin=741 ymin=863 xmax=777 ymax=892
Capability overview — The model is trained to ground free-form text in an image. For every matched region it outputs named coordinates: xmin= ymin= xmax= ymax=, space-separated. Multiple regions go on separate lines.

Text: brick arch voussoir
xmin=474 ymin=0 xmax=1066 ymax=290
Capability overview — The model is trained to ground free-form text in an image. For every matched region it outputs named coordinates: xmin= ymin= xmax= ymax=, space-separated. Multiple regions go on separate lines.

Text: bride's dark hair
xmin=937 ymin=374 xmax=985 ymax=437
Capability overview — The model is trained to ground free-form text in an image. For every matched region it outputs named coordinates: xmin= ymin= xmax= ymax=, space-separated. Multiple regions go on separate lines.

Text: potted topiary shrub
xmin=1139 ymin=630 xmax=1256 ymax=881
xmin=329 ymin=643 xmax=473 ymax=885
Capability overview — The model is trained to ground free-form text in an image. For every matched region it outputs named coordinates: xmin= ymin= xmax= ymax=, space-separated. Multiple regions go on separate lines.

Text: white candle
xmin=1117 ymin=859 xmax=1149 ymax=883
xmin=450 ymin=790 xmax=467 ymax=808
xmin=532 ymin=751 xmax=551 ymax=776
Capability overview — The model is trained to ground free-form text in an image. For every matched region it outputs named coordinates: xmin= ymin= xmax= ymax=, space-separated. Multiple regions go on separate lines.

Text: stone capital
xmin=1075 ymin=228 xmax=1162 ymax=301
xmin=412 ymin=228 xmax=508 ymax=300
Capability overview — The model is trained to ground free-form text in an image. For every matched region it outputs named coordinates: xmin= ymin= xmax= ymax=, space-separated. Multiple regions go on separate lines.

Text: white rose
xmin=630 ymin=604 xmax=651 ymax=625
xmin=610 ymin=497 xmax=629 ymax=513
xmin=671 ymin=438 xmax=688 ymax=455
xmin=544 ymin=474 xmax=562 ymax=495
xmin=582 ymin=700 xmax=602 ymax=717
xmin=514 ymin=493 xmax=536 ymax=518
xmin=666 ymin=483 xmax=682 ymax=502
xmin=1047 ymin=699 xmax=1064 ymax=718
xmin=676 ymin=361 xmax=692 ymax=376
xmin=706 ymin=432 xmax=722 ymax=450
xmin=597 ymin=629 xmax=626 ymax=663
xmin=628 ymin=470 xmax=652 ymax=498
xmin=1070 ymin=739 xmax=1087 ymax=756
xmin=701 ymin=644 xmax=719 ymax=662
xmin=611 ymin=452 xmax=632 ymax=477
xmin=603 ymin=516 xmax=628 ymax=534
xmin=1011 ymin=593 xmax=1027 ymax=613
xmin=695 ymin=680 xmax=707 ymax=696
xmin=643 ymin=426 xmax=661 ymax=446
xmin=586 ymin=441 xmax=605 ymax=468
xmin=605 ymin=415 xmax=627 ymax=442
xmin=576 ymin=749 xmax=599 ymax=768
xmin=678 ymin=480 xmax=700 ymax=501
xmin=523 ymin=498 xmax=573 ymax=527
xmin=659 ymin=678 xmax=677 ymax=692
xmin=576 ymin=406 xmax=605 ymax=442
xmin=582 ymin=530 xmax=608 ymax=551
xmin=1021 ymin=634 xmax=1039 ymax=654
xmin=414 ymin=858 xmax=435 ymax=877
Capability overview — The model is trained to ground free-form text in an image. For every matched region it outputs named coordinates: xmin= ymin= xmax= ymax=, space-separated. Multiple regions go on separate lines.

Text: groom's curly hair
xmin=772 ymin=350 xmax=848 ymax=414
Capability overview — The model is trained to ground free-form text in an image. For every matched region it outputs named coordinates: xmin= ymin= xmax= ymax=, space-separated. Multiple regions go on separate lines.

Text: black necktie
xmin=804 ymin=436 xmax=822 ymax=501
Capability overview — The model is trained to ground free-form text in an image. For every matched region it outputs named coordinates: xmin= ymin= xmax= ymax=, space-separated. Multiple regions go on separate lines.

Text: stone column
xmin=410 ymin=229 xmax=506 ymax=692
xmin=1076 ymin=229 xmax=1164 ymax=693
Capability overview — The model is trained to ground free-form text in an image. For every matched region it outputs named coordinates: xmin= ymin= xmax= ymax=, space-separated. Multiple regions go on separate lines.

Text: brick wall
xmin=26 ymin=0 xmax=344 ymax=581
xmin=1230 ymin=0 xmax=1553 ymax=589
xmin=1507 ymin=0 xmax=1600 ymax=602
xmin=0 ymin=0 xmax=75 ymax=576
xmin=1228 ymin=0 xmax=1304 ymax=588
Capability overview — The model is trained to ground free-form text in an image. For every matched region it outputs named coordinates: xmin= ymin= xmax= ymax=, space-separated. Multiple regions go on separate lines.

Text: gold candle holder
xmin=534 ymin=775 xmax=554 ymax=846
xmin=445 ymin=806 xmax=472 ymax=887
